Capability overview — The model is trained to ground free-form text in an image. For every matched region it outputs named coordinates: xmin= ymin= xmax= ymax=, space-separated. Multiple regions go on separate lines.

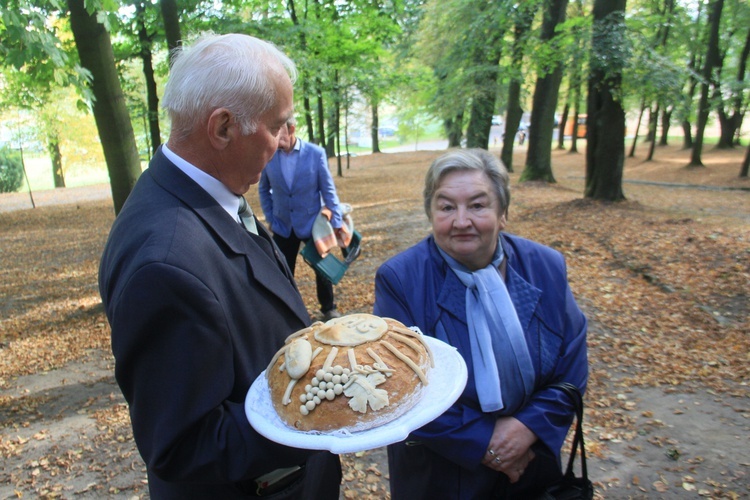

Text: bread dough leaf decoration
xmin=344 ymin=372 xmax=389 ymax=413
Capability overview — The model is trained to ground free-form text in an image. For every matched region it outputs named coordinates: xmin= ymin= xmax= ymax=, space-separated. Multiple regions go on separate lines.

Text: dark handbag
xmin=537 ymin=382 xmax=594 ymax=500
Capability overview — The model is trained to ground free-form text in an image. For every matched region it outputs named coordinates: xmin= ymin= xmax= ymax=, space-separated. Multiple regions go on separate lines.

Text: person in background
xmin=98 ymin=33 xmax=341 ymax=499
xmin=374 ymin=148 xmax=588 ymax=499
xmin=259 ymin=117 xmax=344 ymax=321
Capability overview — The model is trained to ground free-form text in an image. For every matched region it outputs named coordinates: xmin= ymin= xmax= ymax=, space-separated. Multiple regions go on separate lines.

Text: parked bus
xmin=564 ymin=114 xmax=587 ymax=138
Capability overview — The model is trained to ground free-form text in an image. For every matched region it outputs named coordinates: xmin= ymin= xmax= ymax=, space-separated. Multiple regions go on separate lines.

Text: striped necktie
xmin=238 ymin=196 xmax=258 ymax=235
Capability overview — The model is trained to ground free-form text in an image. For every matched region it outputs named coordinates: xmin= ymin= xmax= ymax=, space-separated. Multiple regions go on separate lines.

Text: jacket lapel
xmin=149 ymin=149 xmax=309 ymax=325
xmin=501 ymin=238 xmax=542 ymax=333
xmin=437 ymin=270 xmax=467 ymax=326
xmin=290 ymin=140 xmax=306 ymax=192
xmin=505 ymin=266 xmax=541 ymax=333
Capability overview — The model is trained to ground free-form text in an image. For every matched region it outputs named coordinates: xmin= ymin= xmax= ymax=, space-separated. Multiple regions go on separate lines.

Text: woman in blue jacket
xmin=374 ymin=149 xmax=588 ymax=499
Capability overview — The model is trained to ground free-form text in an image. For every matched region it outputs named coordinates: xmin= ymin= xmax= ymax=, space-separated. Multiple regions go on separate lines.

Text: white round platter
xmin=245 ymin=335 xmax=467 ymax=454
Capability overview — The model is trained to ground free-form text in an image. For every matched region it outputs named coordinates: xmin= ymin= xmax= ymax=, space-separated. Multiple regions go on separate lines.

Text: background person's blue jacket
xmin=259 ymin=139 xmax=342 ymax=239
xmin=374 ymin=233 xmax=588 ymax=498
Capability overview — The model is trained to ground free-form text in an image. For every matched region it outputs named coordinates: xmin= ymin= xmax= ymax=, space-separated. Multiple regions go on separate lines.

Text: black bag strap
xmin=548 ymin=382 xmax=588 ymax=481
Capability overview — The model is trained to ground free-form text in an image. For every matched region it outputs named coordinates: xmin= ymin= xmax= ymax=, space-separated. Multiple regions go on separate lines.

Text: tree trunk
xmin=585 ymin=0 xmax=626 ymax=201
xmin=715 ymin=24 xmax=749 ymax=149
xmin=303 ymin=77 xmax=316 ymax=143
xmin=569 ymin=74 xmax=583 ymax=154
xmin=287 ymin=0 xmax=316 ymax=144
xmin=659 ymin=108 xmax=672 ymax=145
xmin=681 ymin=120 xmax=693 ymax=148
xmin=645 ymin=105 xmax=656 ymax=143
xmin=567 ymin=0 xmax=586 ymax=155
xmin=629 ymin=102 xmax=646 ymax=157
xmin=325 ymin=101 xmax=336 ymax=159
xmin=557 ymin=102 xmax=569 ymax=150
xmin=137 ymin=3 xmax=161 ymax=155
xmin=335 ymin=105 xmax=341 ymax=176
xmin=690 ymin=0 xmax=724 ymax=167
xmin=333 ymin=70 xmax=342 ymax=176
xmin=521 ymin=0 xmax=569 ymax=183
xmin=569 ymin=109 xmax=580 ymax=153
xmin=716 ymin=108 xmax=737 ymax=149
xmin=465 ymin=83 xmax=498 ymax=149
xmin=343 ymin=93 xmax=351 ymax=170
xmin=371 ymin=98 xmax=381 ymax=153
xmin=445 ymin=113 xmax=463 ymax=149
xmin=733 ymin=27 xmax=750 ymax=147
xmin=741 ymin=142 xmax=750 ymax=177
xmin=466 ymin=42 xmax=502 ymax=149
xmin=678 ymin=1 xmax=703 ymax=150
xmin=501 ymin=79 xmax=523 ymax=171
xmin=501 ymin=2 xmax=537 ymax=170
xmin=67 ymin=0 xmax=141 ymax=214
xmin=342 ymin=91 xmax=351 ymax=169
xmin=159 ymin=0 xmax=181 ymax=67
xmin=315 ymin=78 xmax=326 ymax=147
xmin=48 ymin=133 xmax=65 ymax=188
xmin=649 ymin=0 xmax=674 ymax=156
xmin=646 ymin=103 xmax=660 ymax=161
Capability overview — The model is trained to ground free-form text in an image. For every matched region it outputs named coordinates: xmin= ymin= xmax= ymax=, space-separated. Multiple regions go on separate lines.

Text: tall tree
xmin=521 ymin=0 xmax=569 ymax=182
xmin=0 ymin=0 xmax=91 ymax=190
xmin=567 ymin=1 xmax=588 ymax=156
xmin=628 ymin=100 xmax=647 ymax=157
xmin=465 ymin=2 xmax=507 ymax=149
xmin=645 ymin=0 xmax=676 ymax=162
xmin=417 ymin=0 xmax=508 ymax=151
xmin=677 ymin=0 xmax=706 ymax=150
xmin=689 ymin=0 xmax=724 ymax=167
xmin=67 ymin=0 xmax=141 ymax=213
xmin=621 ymin=0 xmax=682 ymax=160
xmin=585 ymin=0 xmax=627 ymax=201
xmin=501 ymin=2 xmax=538 ymax=171
xmin=134 ymin=1 xmax=161 ymax=156
xmin=160 ymin=0 xmax=182 ymax=66
xmin=413 ymin=0 xmax=461 ymax=146
xmin=715 ymin=7 xmax=750 ymax=148
xmin=560 ymin=0 xmax=587 ymax=156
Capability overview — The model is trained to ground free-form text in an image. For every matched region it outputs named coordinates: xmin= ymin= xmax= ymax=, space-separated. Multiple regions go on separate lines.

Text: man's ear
xmin=207 ymin=108 xmax=234 ymax=150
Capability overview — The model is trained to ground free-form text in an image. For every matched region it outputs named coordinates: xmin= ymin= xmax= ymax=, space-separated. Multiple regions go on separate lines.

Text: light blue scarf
xmin=439 ymin=238 xmax=535 ymax=414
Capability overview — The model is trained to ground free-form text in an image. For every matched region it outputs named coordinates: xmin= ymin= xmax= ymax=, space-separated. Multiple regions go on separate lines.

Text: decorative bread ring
xmin=267 ymin=314 xmax=433 ymax=432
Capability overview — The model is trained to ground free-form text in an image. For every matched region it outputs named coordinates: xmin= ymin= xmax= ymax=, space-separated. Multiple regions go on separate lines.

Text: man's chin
xmin=244 ymin=175 xmax=263 ymax=190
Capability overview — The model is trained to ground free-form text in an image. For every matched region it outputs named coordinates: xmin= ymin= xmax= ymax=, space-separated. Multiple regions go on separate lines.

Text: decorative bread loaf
xmin=266 ymin=314 xmax=433 ymax=433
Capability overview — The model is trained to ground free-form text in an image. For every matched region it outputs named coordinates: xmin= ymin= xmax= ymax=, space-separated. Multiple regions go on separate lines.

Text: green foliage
xmin=415 ymin=0 xmax=516 ymax=125
xmin=1 ymin=0 xmax=747 ymax=192
xmin=590 ymin=9 xmax=630 ymax=85
xmin=0 ymin=148 xmax=24 ymax=193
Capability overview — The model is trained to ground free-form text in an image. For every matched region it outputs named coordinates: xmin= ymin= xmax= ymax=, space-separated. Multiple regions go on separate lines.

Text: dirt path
xmin=2 ymin=344 xmax=748 ymax=499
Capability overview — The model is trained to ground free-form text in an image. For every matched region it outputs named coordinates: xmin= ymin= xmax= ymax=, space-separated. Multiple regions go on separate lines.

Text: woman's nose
xmin=453 ymin=207 xmax=472 ymax=228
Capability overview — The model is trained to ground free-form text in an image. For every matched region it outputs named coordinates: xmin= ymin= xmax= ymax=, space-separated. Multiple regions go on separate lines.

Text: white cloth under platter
xmin=245 ymin=335 xmax=467 ymax=454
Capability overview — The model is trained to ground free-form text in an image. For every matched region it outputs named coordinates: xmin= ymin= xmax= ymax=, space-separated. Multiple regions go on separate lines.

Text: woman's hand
xmin=481 ymin=417 xmax=538 ymax=483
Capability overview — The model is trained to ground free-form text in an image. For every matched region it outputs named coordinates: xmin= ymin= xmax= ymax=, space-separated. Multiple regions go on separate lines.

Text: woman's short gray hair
xmin=162 ymin=33 xmax=297 ymax=140
xmin=423 ymin=148 xmax=510 ymax=219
